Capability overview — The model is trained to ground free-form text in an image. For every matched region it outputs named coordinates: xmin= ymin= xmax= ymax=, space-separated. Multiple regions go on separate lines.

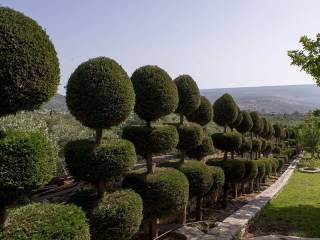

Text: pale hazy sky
xmin=0 ymin=0 xmax=318 ymax=94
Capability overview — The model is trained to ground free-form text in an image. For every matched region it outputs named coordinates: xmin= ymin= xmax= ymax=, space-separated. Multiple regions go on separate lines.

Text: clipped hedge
xmin=211 ymin=132 xmax=242 ymax=152
xmin=0 ymin=203 xmax=90 ymax=240
xmin=91 ymin=190 xmax=143 ymax=240
xmin=186 ymin=137 xmax=214 ymax=160
xmin=122 ymin=125 xmax=178 ymax=157
xmin=236 ymin=111 xmax=253 ymax=134
xmin=0 ymin=7 xmax=60 ymax=116
xmin=123 ymin=167 xmax=189 ymax=219
xmin=177 ymin=123 xmax=204 ymax=152
xmin=174 ymin=75 xmax=201 ymax=116
xmin=256 ymin=160 xmax=266 ymax=180
xmin=239 ymin=141 xmax=252 ymax=154
xmin=131 ymin=65 xmax=178 ymax=122
xmin=0 ymin=131 xmax=57 ymax=204
xmin=186 ymin=96 xmax=213 ymax=126
xmin=66 ymin=57 xmax=135 ymax=129
xmin=65 ymin=139 xmax=136 ymax=184
xmin=208 ymin=166 xmax=225 ymax=189
xmin=239 ymin=160 xmax=258 ymax=182
xmin=213 ymin=94 xmax=238 ymax=127
xmin=207 ymin=159 xmax=246 ymax=183
xmin=252 ymin=139 xmax=261 ymax=153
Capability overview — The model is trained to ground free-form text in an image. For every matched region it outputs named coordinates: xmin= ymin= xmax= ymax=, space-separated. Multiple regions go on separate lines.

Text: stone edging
xmin=299 ymin=167 xmax=320 ymax=173
xmin=175 ymin=154 xmax=303 ymax=240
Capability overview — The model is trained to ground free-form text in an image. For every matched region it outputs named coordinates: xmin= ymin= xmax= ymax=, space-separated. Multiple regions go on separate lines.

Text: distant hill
xmin=44 ymin=84 xmax=320 ymax=114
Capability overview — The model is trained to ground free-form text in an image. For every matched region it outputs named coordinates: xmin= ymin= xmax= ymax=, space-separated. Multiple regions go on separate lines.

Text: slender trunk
xmin=146 ymin=154 xmax=154 ymax=174
xmin=149 ymin=218 xmax=159 ymax=240
xmin=241 ymin=182 xmax=246 ymax=194
xmin=249 ymin=180 xmax=254 ymax=193
xmin=195 ymin=196 xmax=203 ymax=221
xmin=95 ymin=128 xmax=103 ymax=145
xmin=233 ymin=184 xmax=238 ymax=199
xmin=222 ymin=183 xmax=229 ymax=208
xmin=180 ymin=151 xmax=185 ymax=163
xmin=224 ymin=125 xmax=227 ymax=133
xmin=97 ymin=180 xmax=105 ymax=199
xmin=231 ymin=151 xmax=234 ymax=160
xmin=177 ymin=205 xmax=187 ymax=224
xmin=224 ymin=151 xmax=227 ymax=160
xmin=0 ymin=204 xmax=6 ymax=228
xmin=147 ymin=121 xmax=151 ymax=127
xmin=180 ymin=114 xmax=184 ymax=125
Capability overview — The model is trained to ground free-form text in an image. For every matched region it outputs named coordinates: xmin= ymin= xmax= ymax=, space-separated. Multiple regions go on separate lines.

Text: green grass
xmin=252 ymin=160 xmax=320 ymax=237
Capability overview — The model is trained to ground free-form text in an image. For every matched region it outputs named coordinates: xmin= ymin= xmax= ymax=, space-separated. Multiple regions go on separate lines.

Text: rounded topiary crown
xmin=211 ymin=132 xmax=242 ymax=152
xmin=236 ymin=111 xmax=253 ymax=134
xmin=250 ymin=111 xmax=263 ymax=134
xmin=213 ymin=93 xmax=238 ymax=127
xmin=0 ymin=7 xmax=60 ymax=116
xmin=174 ymin=75 xmax=201 ymax=116
xmin=66 ymin=57 xmax=135 ymax=129
xmin=186 ymin=96 xmax=213 ymax=126
xmin=177 ymin=123 xmax=204 ymax=152
xmin=273 ymin=124 xmax=282 ymax=139
xmin=229 ymin=108 xmax=243 ymax=129
xmin=131 ymin=65 xmax=178 ymax=122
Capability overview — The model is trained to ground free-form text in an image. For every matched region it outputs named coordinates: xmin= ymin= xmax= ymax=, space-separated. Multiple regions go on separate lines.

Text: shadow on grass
xmin=249 ymin=204 xmax=320 ymax=237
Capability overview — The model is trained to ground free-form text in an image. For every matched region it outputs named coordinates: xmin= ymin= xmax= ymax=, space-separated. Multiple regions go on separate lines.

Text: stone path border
xmin=175 ymin=154 xmax=303 ymax=240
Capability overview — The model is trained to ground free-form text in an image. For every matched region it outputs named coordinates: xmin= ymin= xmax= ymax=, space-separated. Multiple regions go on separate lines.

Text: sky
xmin=0 ymin=0 xmax=319 ymax=94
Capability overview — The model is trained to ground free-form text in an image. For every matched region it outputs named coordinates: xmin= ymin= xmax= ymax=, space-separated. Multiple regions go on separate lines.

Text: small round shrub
xmin=273 ymin=146 xmax=281 ymax=154
xmin=211 ymin=132 xmax=242 ymax=152
xmin=208 ymin=166 xmax=225 ymax=189
xmin=186 ymin=137 xmax=214 ymax=160
xmin=256 ymin=160 xmax=266 ymax=179
xmin=66 ymin=57 xmax=135 ymax=129
xmin=0 ymin=7 xmax=60 ymax=116
xmin=123 ymin=167 xmax=189 ymax=219
xmin=213 ymin=94 xmax=238 ymax=127
xmin=65 ymin=139 xmax=136 ymax=184
xmin=122 ymin=125 xmax=178 ymax=157
xmin=250 ymin=112 xmax=263 ymax=134
xmin=252 ymin=139 xmax=261 ymax=153
xmin=0 ymin=203 xmax=90 ymax=239
xmin=207 ymin=159 xmax=245 ymax=183
xmin=239 ymin=160 xmax=258 ymax=181
xmin=174 ymin=75 xmax=201 ymax=116
xmin=260 ymin=158 xmax=272 ymax=177
xmin=0 ymin=131 xmax=57 ymax=204
xmin=229 ymin=108 xmax=243 ymax=129
xmin=186 ymin=96 xmax=213 ymax=126
xmin=239 ymin=141 xmax=252 ymax=154
xmin=91 ymin=190 xmax=143 ymax=240
xmin=177 ymin=123 xmax=204 ymax=152
xmin=270 ymin=158 xmax=279 ymax=173
xmin=131 ymin=65 xmax=178 ymax=122
xmin=236 ymin=111 xmax=253 ymax=134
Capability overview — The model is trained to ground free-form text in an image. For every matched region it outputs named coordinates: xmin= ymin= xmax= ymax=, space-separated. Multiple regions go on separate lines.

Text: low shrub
xmin=211 ymin=132 xmax=242 ymax=156
xmin=91 ymin=190 xmax=143 ymax=240
xmin=65 ymin=138 xmax=136 ymax=184
xmin=122 ymin=125 xmax=178 ymax=157
xmin=0 ymin=203 xmax=90 ymax=239
xmin=256 ymin=160 xmax=266 ymax=180
xmin=123 ymin=167 xmax=189 ymax=220
xmin=208 ymin=165 xmax=225 ymax=189
xmin=239 ymin=160 xmax=258 ymax=182
xmin=206 ymin=159 xmax=245 ymax=183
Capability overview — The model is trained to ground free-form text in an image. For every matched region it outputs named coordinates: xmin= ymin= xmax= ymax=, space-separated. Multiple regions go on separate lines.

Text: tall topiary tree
xmin=274 ymin=123 xmax=282 ymax=146
xmin=250 ymin=112 xmax=263 ymax=137
xmin=186 ymin=96 xmax=213 ymax=126
xmin=65 ymin=57 xmax=143 ymax=240
xmin=229 ymin=107 xmax=243 ymax=131
xmin=123 ymin=66 xmax=189 ymax=239
xmin=0 ymin=7 xmax=60 ymax=228
xmin=212 ymin=132 xmax=242 ymax=160
xmin=213 ymin=94 xmax=238 ymax=132
xmin=236 ymin=111 xmax=253 ymax=137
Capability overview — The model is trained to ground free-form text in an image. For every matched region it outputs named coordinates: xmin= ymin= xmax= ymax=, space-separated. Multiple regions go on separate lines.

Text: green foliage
xmin=300 ymin=115 xmax=320 ymax=157
xmin=274 ymin=124 xmax=282 ymax=139
xmin=66 ymin=57 xmax=135 ymax=129
xmin=65 ymin=139 xmax=136 ymax=184
xmin=186 ymin=137 xmax=214 ymax=160
xmin=213 ymin=94 xmax=238 ymax=127
xmin=186 ymin=96 xmax=213 ymax=126
xmin=208 ymin=166 xmax=225 ymax=188
xmin=91 ymin=190 xmax=143 ymax=240
xmin=122 ymin=125 xmax=178 ymax=157
xmin=211 ymin=132 xmax=242 ymax=152
xmin=123 ymin=167 xmax=189 ymax=219
xmin=174 ymin=75 xmax=201 ymax=116
xmin=240 ymin=160 xmax=258 ymax=181
xmin=229 ymin=108 xmax=243 ymax=129
xmin=260 ymin=139 xmax=267 ymax=152
xmin=207 ymin=159 xmax=246 ymax=183
xmin=252 ymin=139 xmax=262 ymax=153
xmin=0 ymin=203 xmax=90 ymax=240
xmin=0 ymin=131 xmax=57 ymax=204
xmin=236 ymin=111 xmax=253 ymax=134
xmin=0 ymin=7 xmax=60 ymax=116
xmin=273 ymin=146 xmax=281 ymax=154
xmin=288 ymin=34 xmax=320 ymax=85
xmin=177 ymin=123 xmax=204 ymax=152
xmin=239 ymin=141 xmax=252 ymax=154
xmin=256 ymin=160 xmax=266 ymax=179
xmin=250 ymin=112 xmax=263 ymax=134
xmin=131 ymin=65 xmax=178 ymax=122
xmin=260 ymin=158 xmax=273 ymax=177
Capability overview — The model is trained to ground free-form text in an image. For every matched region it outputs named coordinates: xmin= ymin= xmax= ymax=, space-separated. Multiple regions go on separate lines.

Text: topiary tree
xmin=252 ymin=139 xmax=261 ymax=160
xmin=236 ymin=111 xmax=253 ymax=135
xmin=186 ymin=137 xmax=214 ymax=161
xmin=123 ymin=65 xmax=188 ymax=238
xmin=238 ymin=160 xmax=258 ymax=194
xmin=174 ymin=75 xmax=201 ymax=124
xmin=91 ymin=190 xmax=143 ymax=240
xmin=273 ymin=123 xmax=282 ymax=146
xmin=239 ymin=141 xmax=252 ymax=158
xmin=0 ymin=7 xmax=60 ymax=116
xmin=250 ymin=112 xmax=263 ymax=137
xmin=213 ymin=94 xmax=238 ymax=132
xmin=66 ymin=57 xmax=143 ymax=239
xmin=0 ymin=7 xmax=60 ymax=228
xmin=186 ymin=96 xmax=213 ymax=126
xmin=0 ymin=203 xmax=90 ymax=240
xmin=211 ymin=132 xmax=242 ymax=160
xmin=229 ymin=107 xmax=243 ymax=131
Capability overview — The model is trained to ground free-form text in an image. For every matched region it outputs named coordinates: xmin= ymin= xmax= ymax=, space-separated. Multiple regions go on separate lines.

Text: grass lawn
xmin=251 ymin=156 xmax=320 ymax=237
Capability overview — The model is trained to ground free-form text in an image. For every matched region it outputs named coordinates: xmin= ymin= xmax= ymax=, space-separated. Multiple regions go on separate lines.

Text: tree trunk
xmin=224 ymin=125 xmax=227 ymax=133
xmin=0 ymin=204 xmax=6 ymax=228
xmin=241 ymin=182 xmax=246 ymax=194
xmin=95 ymin=128 xmax=103 ymax=145
xmin=147 ymin=121 xmax=151 ymax=127
xmin=249 ymin=180 xmax=254 ymax=193
xmin=222 ymin=183 xmax=229 ymax=208
xmin=224 ymin=151 xmax=227 ymax=160
xmin=180 ymin=151 xmax=185 ymax=163
xmin=146 ymin=154 xmax=154 ymax=174
xmin=177 ymin=205 xmax=187 ymax=224
xmin=149 ymin=218 xmax=159 ymax=240
xmin=180 ymin=114 xmax=184 ymax=125
xmin=231 ymin=151 xmax=234 ymax=160
xmin=233 ymin=184 xmax=238 ymax=199
xmin=97 ymin=180 xmax=105 ymax=199
xmin=195 ymin=196 xmax=203 ymax=221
